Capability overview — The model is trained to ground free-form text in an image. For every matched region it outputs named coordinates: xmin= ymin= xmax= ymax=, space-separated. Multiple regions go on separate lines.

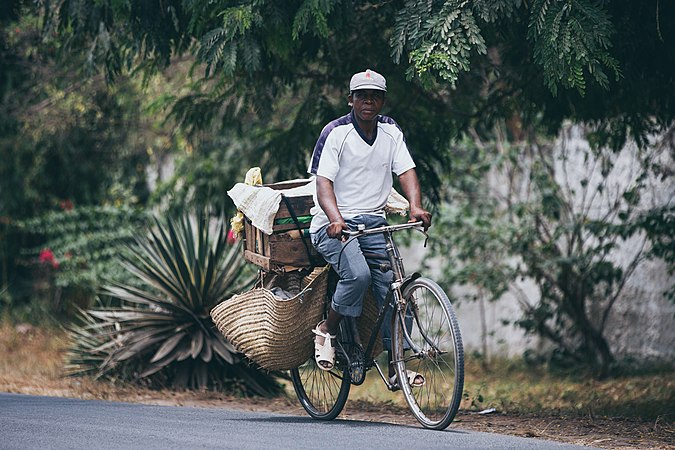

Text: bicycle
xmin=290 ymin=221 xmax=464 ymax=430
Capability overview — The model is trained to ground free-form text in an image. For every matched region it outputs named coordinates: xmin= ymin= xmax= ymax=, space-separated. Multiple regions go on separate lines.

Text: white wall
xmin=401 ymin=125 xmax=674 ymax=363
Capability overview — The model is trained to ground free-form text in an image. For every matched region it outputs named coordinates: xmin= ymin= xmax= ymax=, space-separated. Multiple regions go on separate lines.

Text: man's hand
xmin=409 ymin=205 xmax=432 ymax=230
xmin=326 ymin=219 xmax=349 ymax=240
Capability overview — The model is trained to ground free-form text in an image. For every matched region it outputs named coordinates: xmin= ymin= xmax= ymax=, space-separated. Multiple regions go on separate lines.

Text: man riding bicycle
xmin=308 ymin=69 xmax=432 ymax=386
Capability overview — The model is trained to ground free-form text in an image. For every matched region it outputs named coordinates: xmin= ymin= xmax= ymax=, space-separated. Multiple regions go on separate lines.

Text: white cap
xmin=349 ymin=69 xmax=387 ymax=92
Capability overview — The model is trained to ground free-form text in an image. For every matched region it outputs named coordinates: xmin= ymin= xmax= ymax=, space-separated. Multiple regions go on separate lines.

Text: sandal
xmin=389 ymin=370 xmax=426 ymax=389
xmin=312 ymin=320 xmax=336 ymax=371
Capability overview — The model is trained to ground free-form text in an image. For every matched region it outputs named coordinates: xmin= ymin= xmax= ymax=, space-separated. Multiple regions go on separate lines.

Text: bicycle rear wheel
xmin=392 ymin=277 xmax=464 ymax=430
xmin=290 ymin=357 xmax=350 ymax=420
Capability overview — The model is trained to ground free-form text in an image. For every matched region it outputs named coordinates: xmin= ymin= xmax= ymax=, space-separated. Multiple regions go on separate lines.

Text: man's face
xmin=349 ymin=89 xmax=385 ymax=122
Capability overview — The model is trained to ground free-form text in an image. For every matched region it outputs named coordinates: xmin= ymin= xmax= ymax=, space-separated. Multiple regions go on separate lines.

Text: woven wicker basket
xmin=210 ymin=266 xmax=383 ymax=371
xmin=359 ymin=292 xmax=384 ymax=358
xmin=211 ymin=267 xmax=329 ymax=370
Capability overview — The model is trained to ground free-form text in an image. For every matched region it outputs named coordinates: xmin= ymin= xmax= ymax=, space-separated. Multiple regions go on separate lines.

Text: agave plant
xmin=66 ymin=213 xmax=282 ymax=396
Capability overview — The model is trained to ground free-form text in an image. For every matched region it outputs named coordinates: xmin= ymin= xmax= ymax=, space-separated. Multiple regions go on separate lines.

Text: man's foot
xmin=389 ymin=370 xmax=426 ymax=389
xmin=313 ymin=320 xmax=336 ymax=371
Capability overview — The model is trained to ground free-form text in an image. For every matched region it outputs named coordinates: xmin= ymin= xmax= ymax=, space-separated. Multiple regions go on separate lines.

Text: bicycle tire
xmin=392 ymin=277 xmax=464 ymax=430
xmin=290 ymin=355 xmax=350 ymax=420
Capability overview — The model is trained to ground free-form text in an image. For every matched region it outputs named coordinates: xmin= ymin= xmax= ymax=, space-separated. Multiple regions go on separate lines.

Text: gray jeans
xmin=311 ymin=214 xmax=395 ymax=350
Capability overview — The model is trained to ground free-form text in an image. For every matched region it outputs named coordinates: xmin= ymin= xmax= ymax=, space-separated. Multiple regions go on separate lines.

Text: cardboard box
xmin=243 ymin=180 xmax=323 ymax=271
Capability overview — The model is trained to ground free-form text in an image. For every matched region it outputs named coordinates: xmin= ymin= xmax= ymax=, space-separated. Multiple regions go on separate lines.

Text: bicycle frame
xmin=339 ymin=221 xmax=427 ymax=387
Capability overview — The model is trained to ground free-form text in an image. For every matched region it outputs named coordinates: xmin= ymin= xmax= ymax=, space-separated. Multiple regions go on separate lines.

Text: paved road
xmin=0 ymin=393 xmax=595 ymax=449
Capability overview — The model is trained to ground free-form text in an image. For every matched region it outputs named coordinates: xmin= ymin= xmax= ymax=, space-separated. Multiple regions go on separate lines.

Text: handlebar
xmin=335 ymin=221 xmax=428 ymax=271
xmin=341 ymin=221 xmax=426 ymax=238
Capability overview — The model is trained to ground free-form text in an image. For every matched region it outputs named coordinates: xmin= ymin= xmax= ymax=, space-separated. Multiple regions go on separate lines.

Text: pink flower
xmin=38 ymin=249 xmax=54 ymax=263
xmin=226 ymin=229 xmax=237 ymax=245
xmin=39 ymin=248 xmax=59 ymax=269
xmin=59 ymin=199 xmax=74 ymax=211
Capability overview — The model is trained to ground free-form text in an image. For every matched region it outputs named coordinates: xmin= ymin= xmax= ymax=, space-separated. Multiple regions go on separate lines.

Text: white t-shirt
xmin=307 ymin=111 xmax=416 ymax=233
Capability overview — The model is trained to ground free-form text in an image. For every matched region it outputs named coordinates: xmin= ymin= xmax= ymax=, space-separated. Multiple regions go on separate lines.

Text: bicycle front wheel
xmin=290 ymin=357 xmax=350 ymax=420
xmin=392 ymin=277 xmax=464 ymax=430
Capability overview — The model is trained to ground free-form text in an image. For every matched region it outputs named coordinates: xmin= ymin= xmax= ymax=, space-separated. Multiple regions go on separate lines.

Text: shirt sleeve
xmin=392 ymin=130 xmax=416 ymax=176
xmin=308 ymin=126 xmax=340 ymax=181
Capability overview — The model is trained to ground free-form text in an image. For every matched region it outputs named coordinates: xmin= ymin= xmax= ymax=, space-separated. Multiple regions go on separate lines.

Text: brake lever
xmin=415 ymin=226 xmax=429 ymax=248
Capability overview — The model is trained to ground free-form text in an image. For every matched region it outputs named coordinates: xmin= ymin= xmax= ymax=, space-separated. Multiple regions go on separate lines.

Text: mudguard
xmin=400 ymin=272 xmax=423 ymax=294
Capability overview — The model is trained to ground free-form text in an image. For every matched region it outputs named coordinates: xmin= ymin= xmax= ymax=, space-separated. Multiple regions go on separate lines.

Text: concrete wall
xmin=402 ymin=125 xmax=674 ymax=363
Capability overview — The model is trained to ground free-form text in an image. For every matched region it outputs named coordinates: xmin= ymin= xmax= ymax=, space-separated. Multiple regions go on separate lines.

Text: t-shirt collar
xmin=350 ymin=110 xmax=378 ymax=146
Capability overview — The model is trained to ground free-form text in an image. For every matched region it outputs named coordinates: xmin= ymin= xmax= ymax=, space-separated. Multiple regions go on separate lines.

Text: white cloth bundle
xmin=227 ymin=184 xmax=282 ymax=235
xmin=227 ymin=177 xmax=409 ymax=235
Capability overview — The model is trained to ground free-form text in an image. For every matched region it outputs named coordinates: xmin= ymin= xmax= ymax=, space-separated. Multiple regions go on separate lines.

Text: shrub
xmin=65 ymin=212 xmax=282 ymax=396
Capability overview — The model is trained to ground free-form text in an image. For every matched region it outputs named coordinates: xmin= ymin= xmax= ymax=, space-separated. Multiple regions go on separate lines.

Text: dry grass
xmin=1 ymin=323 xmax=673 ymax=449
xmin=0 ymin=323 xmax=69 ymax=395
xmin=0 ymin=323 xmax=300 ymax=409
xmin=459 ymin=357 xmax=674 ymax=421
xmin=341 ymin=354 xmax=674 ymax=423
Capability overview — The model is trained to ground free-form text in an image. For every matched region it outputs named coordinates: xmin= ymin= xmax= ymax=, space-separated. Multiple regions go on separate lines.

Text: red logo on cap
xmin=366 ymin=71 xmax=371 ymax=78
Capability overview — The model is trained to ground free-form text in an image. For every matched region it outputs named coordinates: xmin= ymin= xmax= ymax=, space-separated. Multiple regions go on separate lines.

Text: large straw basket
xmin=359 ymin=291 xmax=384 ymax=358
xmin=211 ymin=265 xmax=384 ymax=371
xmin=210 ymin=266 xmax=329 ymax=370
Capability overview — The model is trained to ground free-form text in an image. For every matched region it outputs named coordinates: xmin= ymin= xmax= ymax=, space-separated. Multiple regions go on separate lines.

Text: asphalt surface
xmin=0 ymin=393 xmax=596 ymax=449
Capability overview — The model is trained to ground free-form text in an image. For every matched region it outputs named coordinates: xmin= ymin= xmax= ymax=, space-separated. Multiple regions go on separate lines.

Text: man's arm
xmin=398 ymin=169 xmax=432 ymax=229
xmin=316 ymin=175 xmax=349 ymax=239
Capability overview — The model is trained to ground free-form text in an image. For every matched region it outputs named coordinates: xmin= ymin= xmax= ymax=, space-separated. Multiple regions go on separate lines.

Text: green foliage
xmin=30 ymin=0 xmax=674 ymax=192
xmin=391 ymin=0 xmax=489 ymax=88
xmin=430 ymin=137 xmax=516 ymax=303
xmin=197 ymin=5 xmax=260 ymax=77
xmin=150 ymin=138 xmax=247 ymax=216
xmin=0 ymin=66 xmax=150 ymax=217
xmin=35 ymin=0 xmax=674 ymax=178
xmin=19 ymin=206 xmax=150 ymax=293
xmin=66 ymin=212 xmax=280 ymax=395
xmin=637 ymin=205 xmax=675 ymax=302
xmin=292 ymin=0 xmax=335 ymax=40
xmin=65 ymin=308 xmax=126 ymax=379
xmin=528 ymin=0 xmax=621 ymax=96
xmin=0 ymin=9 xmax=187 ymax=321
xmin=0 ymin=206 xmax=148 ymax=322
xmin=433 ymin=123 xmax=673 ymax=375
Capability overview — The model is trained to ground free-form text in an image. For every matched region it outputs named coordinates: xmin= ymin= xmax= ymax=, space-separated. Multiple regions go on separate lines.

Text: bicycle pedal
xmin=349 ymin=360 xmax=365 ymax=384
xmin=347 ymin=346 xmax=366 ymax=384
